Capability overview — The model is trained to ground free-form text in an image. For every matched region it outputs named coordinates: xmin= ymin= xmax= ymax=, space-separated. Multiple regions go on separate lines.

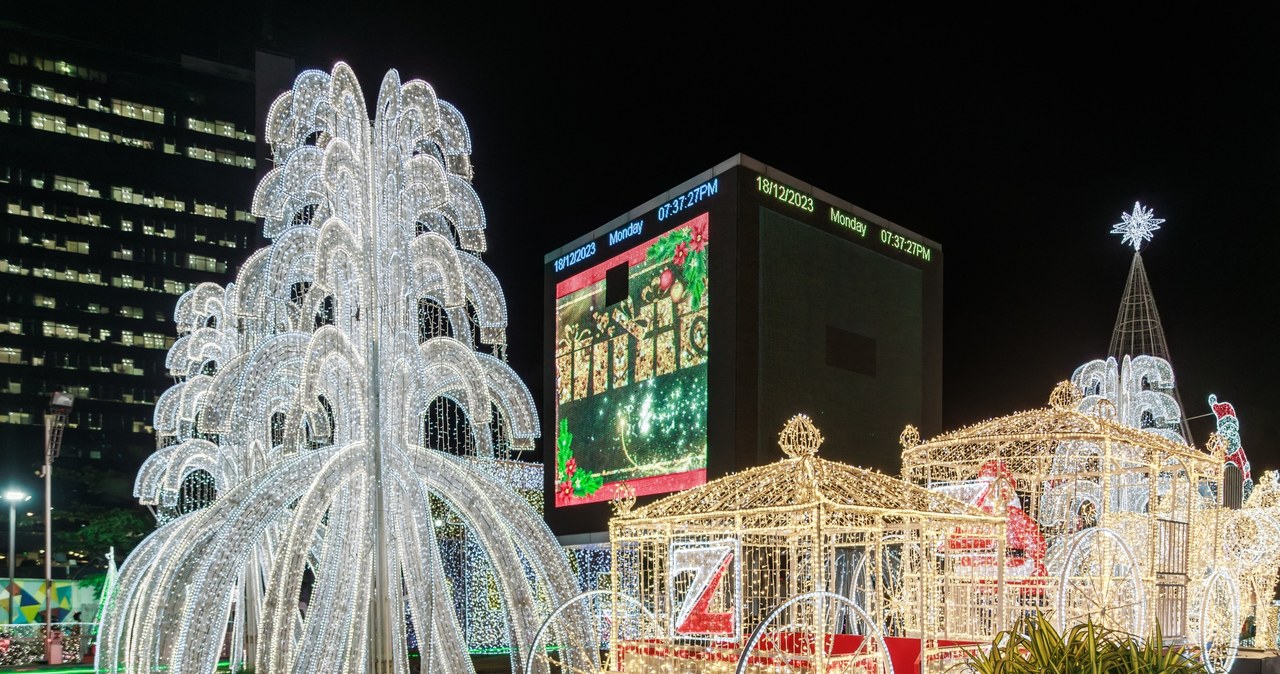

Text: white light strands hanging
xmin=98 ymin=63 xmax=593 ymax=674
xmin=1071 ymin=354 xmax=1186 ymax=444
xmin=1111 ymin=201 xmax=1165 ymax=252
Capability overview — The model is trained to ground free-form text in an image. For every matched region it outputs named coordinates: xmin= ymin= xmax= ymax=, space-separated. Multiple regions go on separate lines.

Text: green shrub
xmin=962 ymin=611 xmax=1208 ymax=674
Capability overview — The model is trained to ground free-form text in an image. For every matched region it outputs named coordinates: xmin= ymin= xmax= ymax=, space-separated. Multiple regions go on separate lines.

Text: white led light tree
xmin=97 ymin=64 xmax=592 ymax=674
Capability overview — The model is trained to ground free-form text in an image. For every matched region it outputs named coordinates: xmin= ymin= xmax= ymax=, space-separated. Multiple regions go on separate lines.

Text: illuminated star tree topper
xmin=1111 ymin=201 xmax=1165 ymax=252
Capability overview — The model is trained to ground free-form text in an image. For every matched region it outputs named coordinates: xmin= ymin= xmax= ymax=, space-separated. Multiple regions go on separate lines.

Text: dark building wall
xmin=0 ymin=26 xmax=292 ymax=565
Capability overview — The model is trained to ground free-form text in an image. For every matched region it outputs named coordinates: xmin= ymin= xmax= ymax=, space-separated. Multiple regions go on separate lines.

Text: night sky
xmin=9 ymin=6 xmax=1279 ymax=473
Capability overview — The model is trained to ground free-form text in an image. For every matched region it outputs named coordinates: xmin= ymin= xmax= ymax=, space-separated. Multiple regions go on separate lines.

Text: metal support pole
xmin=7 ymin=503 xmax=15 ymax=624
xmin=44 ymin=457 xmax=53 ymax=659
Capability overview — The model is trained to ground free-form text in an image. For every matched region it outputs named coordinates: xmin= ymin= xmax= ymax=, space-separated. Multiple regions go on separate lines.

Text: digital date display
xmin=756 ymin=175 xmax=815 ymax=213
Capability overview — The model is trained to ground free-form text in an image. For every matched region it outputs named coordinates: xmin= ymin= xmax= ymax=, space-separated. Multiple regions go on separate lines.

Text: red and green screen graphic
xmin=552 ymin=213 xmax=710 ymax=507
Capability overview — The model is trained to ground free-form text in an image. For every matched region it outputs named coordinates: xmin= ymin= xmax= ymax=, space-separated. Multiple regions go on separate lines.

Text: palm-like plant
xmin=963 ymin=612 xmax=1208 ymax=674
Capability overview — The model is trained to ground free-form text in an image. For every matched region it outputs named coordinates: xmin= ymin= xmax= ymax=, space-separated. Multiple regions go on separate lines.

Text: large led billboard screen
xmin=544 ymin=155 xmax=941 ymax=537
xmin=552 ymin=212 xmax=711 ymax=506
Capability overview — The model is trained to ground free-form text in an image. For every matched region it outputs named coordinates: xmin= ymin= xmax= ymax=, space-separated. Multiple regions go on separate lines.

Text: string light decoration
xmin=1112 ymin=201 xmax=1165 ymax=252
xmin=1208 ymin=394 xmax=1253 ymax=501
xmin=535 ymin=414 xmax=1007 ymax=674
xmin=1225 ymin=471 xmax=1280 ymax=650
xmin=901 ymin=382 xmax=1243 ymax=673
xmin=97 ymin=63 xmax=595 ymax=674
xmin=1072 ymin=354 xmax=1186 ymax=444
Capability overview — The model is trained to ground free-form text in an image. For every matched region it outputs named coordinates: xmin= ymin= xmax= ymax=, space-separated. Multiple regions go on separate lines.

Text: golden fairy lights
xmin=534 ymin=384 xmax=1275 ymax=674
xmin=536 ymin=414 xmax=1007 ymax=674
xmin=901 ymin=381 xmax=1248 ymax=673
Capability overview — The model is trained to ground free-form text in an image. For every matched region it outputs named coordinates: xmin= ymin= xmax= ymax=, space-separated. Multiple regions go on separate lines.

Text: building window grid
xmin=2 ymin=49 xmax=252 ymax=433
xmin=7 ymin=80 xmax=259 ymax=166
xmin=187 ymin=116 xmax=256 ymax=143
xmin=10 ymin=169 xmax=246 ymax=226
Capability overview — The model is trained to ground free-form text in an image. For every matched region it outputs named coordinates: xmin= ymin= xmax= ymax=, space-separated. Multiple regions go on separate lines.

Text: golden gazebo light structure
xmin=1225 ymin=470 xmax=1280 ymax=652
xmin=900 ymin=381 xmax=1240 ymax=671
xmin=597 ymin=414 xmax=1006 ymax=674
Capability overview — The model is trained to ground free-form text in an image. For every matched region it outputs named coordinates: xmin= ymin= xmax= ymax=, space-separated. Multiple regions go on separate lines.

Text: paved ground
xmin=0 ymin=654 xmax=518 ymax=672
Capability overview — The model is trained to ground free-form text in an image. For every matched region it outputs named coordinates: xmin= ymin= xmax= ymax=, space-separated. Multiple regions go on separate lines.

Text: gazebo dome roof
xmin=617 ymin=415 xmax=988 ymax=522
xmin=899 ymin=382 xmax=1218 ymax=472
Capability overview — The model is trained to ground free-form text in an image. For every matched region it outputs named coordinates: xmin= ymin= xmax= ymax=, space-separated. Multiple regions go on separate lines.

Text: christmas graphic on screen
xmin=552 ymin=213 xmax=710 ymax=507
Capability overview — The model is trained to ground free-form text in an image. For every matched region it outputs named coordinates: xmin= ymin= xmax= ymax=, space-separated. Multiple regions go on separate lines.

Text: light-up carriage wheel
xmin=1192 ymin=570 xmax=1240 ymax=674
xmin=1055 ymin=527 xmax=1145 ymax=635
xmin=731 ymin=591 xmax=892 ymax=674
xmin=525 ymin=590 xmax=657 ymax=674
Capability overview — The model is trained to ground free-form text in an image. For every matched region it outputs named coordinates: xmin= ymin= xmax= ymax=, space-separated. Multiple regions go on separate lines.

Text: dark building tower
xmin=0 ymin=25 xmax=293 ymax=559
xmin=543 ymin=154 xmax=942 ymax=537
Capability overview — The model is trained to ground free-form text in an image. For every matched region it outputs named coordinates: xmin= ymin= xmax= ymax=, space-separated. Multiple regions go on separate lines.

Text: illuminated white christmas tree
xmin=98 ymin=64 xmax=592 ymax=674
xmin=1093 ymin=201 xmax=1192 ymax=441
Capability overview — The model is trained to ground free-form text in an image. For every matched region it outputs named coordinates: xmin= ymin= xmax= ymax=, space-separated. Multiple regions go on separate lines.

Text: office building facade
xmin=0 ymin=25 xmax=292 ymax=555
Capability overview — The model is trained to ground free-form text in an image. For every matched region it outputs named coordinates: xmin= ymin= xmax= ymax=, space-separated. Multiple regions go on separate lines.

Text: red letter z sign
xmin=670 ymin=540 xmax=739 ymax=638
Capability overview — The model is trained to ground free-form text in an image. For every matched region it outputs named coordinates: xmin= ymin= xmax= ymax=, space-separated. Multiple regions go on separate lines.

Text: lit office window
xmin=188 ymin=116 xmax=253 ymax=141
xmin=0 ymin=77 xmax=8 ymax=92
xmin=192 ymin=202 xmax=228 ymax=219
xmin=187 ymin=254 xmax=225 ymax=273
xmin=115 ymin=358 xmax=143 ymax=375
xmin=33 ymin=294 xmax=56 ymax=308
xmin=54 ymin=175 xmax=99 ymax=197
xmin=72 ymin=124 xmax=103 ymax=142
xmin=0 ymin=347 xmax=22 ymax=364
xmin=42 ymin=320 xmax=82 ymax=339
xmin=29 ymin=83 xmax=77 ymax=106
xmin=111 ymin=248 xmax=134 ymax=261
xmin=0 ymin=321 xmax=22 ymax=335
xmin=110 ymin=132 xmax=152 ymax=149
xmin=111 ymin=98 xmax=164 ymax=124
xmin=31 ymin=57 xmax=106 ymax=83
xmin=31 ymin=111 xmax=68 ymax=134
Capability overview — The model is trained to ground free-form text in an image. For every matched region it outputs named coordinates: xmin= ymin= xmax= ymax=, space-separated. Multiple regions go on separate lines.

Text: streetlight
xmin=4 ymin=489 xmax=30 ymax=625
xmin=42 ymin=391 xmax=73 ymax=663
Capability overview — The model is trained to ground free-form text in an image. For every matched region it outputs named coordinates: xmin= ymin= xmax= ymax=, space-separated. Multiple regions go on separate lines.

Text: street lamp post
xmin=42 ymin=391 xmax=73 ymax=663
xmin=4 ymin=489 xmax=30 ymax=625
